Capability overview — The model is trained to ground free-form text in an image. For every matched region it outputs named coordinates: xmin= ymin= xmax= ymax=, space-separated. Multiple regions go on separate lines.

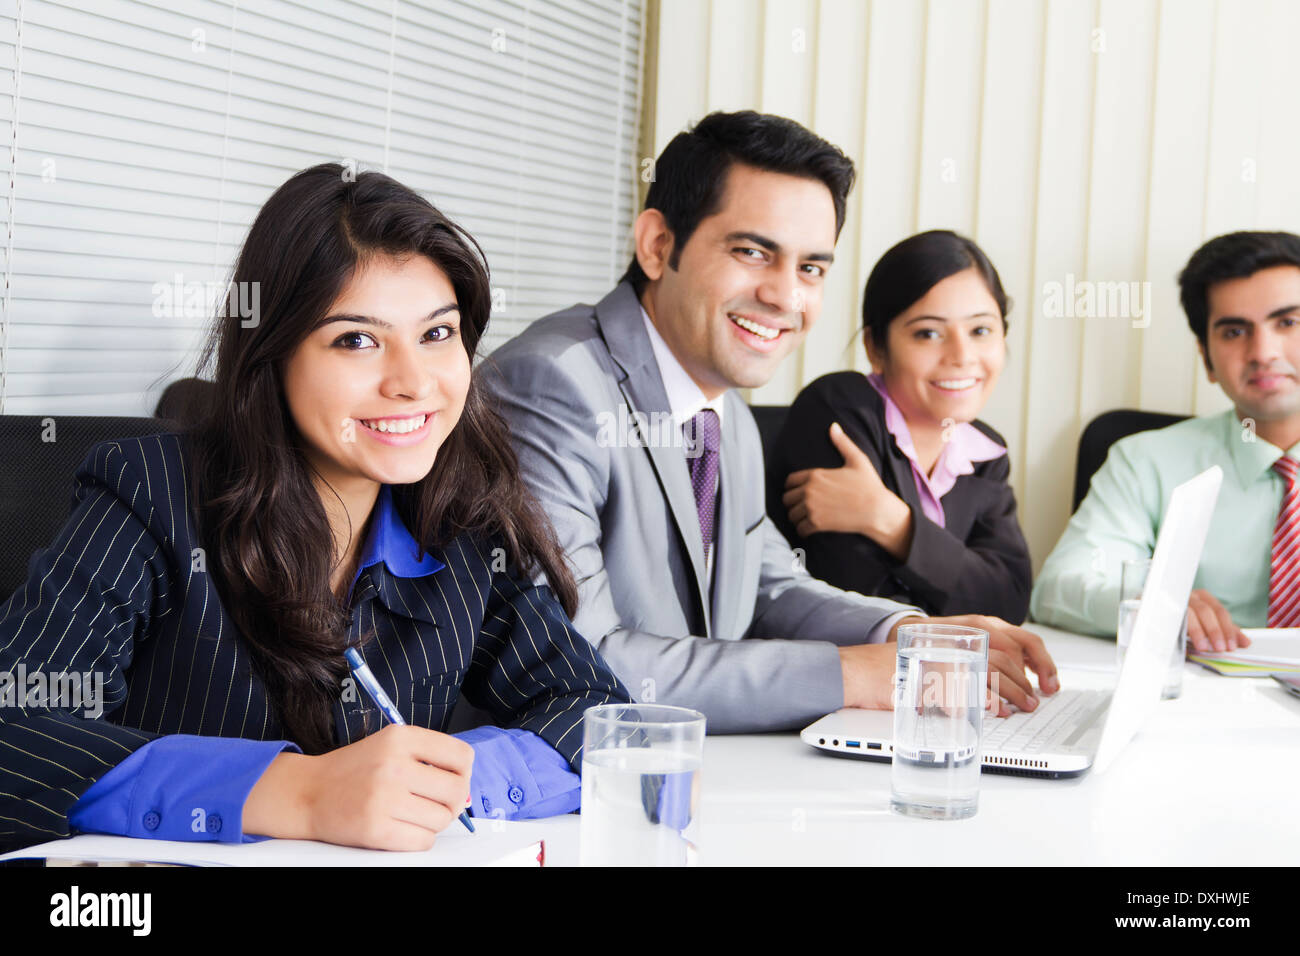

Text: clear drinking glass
xmin=579 ymin=703 xmax=705 ymax=866
xmin=1117 ymin=557 xmax=1186 ymax=699
xmin=890 ymin=624 xmax=989 ymax=820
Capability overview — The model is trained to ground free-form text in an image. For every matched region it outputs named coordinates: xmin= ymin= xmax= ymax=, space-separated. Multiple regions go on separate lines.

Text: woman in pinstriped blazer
xmin=0 ymin=164 xmax=629 ymax=854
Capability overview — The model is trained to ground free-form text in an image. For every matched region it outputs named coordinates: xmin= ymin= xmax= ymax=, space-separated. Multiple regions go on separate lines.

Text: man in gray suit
xmin=485 ymin=111 xmax=1057 ymax=732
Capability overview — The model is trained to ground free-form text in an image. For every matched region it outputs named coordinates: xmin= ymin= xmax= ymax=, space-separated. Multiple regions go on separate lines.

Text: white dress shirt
xmin=640 ymin=305 xmax=728 ymax=428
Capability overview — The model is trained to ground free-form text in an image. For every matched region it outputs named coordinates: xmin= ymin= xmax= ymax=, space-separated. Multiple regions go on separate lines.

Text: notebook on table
xmin=1189 ymin=628 xmax=1300 ymax=676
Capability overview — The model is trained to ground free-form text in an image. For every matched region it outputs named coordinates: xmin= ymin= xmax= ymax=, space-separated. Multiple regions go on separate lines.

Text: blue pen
xmin=344 ymin=646 xmax=475 ymax=833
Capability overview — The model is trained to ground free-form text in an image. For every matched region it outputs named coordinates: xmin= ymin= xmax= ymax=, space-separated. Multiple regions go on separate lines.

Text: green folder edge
xmin=1188 ymin=655 xmax=1300 ymax=677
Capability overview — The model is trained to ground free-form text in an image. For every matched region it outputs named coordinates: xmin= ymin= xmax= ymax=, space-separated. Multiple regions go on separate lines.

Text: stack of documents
xmin=1189 ymin=628 xmax=1300 ymax=676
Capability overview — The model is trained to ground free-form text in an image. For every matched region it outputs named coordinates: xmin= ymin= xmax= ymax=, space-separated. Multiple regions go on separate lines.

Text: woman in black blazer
xmin=0 ymin=165 xmax=628 ymax=854
xmin=770 ymin=230 xmax=1032 ymax=623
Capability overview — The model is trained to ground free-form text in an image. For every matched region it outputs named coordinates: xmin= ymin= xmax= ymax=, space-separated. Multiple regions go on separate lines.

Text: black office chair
xmin=1072 ymin=409 xmax=1189 ymax=512
xmin=154 ymin=377 xmax=215 ymax=428
xmin=0 ymin=416 xmax=169 ymax=603
xmin=748 ymin=404 xmax=789 ymax=468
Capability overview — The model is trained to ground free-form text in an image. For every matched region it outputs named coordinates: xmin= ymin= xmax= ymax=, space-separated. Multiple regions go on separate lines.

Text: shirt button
xmin=206 ymin=813 xmax=223 ymax=833
xmin=507 ymin=786 xmax=525 ymax=805
xmin=480 ymin=796 xmax=494 ymax=816
xmin=142 ymin=811 xmax=161 ymax=831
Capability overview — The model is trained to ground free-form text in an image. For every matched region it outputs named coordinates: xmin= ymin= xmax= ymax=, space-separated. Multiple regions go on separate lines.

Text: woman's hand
xmin=244 ymin=724 xmax=474 ymax=851
xmin=783 ymin=422 xmax=913 ymax=558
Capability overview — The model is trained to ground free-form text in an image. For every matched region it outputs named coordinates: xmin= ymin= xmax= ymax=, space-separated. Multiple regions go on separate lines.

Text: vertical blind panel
xmin=1 ymin=0 xmax=643 ymax=414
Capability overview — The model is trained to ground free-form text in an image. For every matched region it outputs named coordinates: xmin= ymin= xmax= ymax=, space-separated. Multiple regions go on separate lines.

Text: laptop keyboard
xmin=983 ymin=689 xmax=1109 ymax=753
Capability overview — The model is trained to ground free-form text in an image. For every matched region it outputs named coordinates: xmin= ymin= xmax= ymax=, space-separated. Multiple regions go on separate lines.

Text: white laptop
xmin=801 ymin=465 xmax=1224 ymax=778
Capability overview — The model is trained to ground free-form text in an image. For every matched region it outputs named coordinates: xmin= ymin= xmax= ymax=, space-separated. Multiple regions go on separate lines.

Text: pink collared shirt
xmin=865 ymin=373 xmax=1007 ymax=528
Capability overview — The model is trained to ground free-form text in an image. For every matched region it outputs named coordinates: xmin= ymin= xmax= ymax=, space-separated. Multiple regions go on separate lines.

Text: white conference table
xmin=537 ymin=624 xmax=1300 ymax=866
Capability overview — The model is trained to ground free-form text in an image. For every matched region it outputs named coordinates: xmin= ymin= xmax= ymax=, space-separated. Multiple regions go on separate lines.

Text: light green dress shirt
xmin=1029 ymin=410 xmax=1298 ymax=636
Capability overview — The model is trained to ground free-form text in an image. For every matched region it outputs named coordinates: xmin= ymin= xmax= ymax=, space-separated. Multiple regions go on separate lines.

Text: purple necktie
xmin=685 ymin=409 xmax=722 ymax=557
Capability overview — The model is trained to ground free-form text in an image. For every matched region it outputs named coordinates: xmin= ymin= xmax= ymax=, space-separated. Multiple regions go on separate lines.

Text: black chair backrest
xmin=0 ymin=416 xmax=170 ymax=603
xmin=748 ymin=404 xmax=789 ymax=470
xmin=1073 ymin=409 xmax=1189 ymax=512
xmin=154 ymin=377 xmax=215 ymax=429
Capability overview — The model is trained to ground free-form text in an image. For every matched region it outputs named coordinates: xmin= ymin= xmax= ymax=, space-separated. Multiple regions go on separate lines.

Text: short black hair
xmin=620 ymin=110 xmax=856 ymax=291
xmin=861 ymin=230 xmax=1009 ymax=352
xmin=1179 ymin=231 xmax=1300 ymax=352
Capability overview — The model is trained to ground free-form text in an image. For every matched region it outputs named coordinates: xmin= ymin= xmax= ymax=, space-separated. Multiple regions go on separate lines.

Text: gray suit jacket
xmin=484 ymin=282 xmax=920 ymax=732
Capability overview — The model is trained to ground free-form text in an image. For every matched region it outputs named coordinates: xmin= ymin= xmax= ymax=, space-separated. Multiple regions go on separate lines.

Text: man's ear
xmin=1198 ymin=339 xmax=1217 ymax=383
xmin=632 ymin=208 xmax=674 ymax=283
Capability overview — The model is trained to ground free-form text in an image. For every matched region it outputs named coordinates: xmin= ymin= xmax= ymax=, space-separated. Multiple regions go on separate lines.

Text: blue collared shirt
xmin=69 ymin=485 xmax=580 ymax=843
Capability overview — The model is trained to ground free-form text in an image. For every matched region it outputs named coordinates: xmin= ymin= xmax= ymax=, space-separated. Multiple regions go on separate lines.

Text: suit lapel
xmin=596 ymin=284 xmax=713 ymax=636
xmin=710 ymin=397 xmax=747 ymax=639
xmin=885 ymin=435 xmax=926 ymax=516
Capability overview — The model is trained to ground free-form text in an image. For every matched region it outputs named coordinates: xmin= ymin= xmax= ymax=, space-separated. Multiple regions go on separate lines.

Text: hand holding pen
xmin=242 ymin=691 xmax=476 ymax=850
xmin=344 ymin=647 xmax=476 ymax=833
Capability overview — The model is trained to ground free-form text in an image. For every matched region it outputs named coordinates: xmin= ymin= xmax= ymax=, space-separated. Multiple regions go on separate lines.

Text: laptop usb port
xmin=866 ymin=742 xmax=881 ymax=750
xmin=845 ymin=740 xmax=860 ymax=748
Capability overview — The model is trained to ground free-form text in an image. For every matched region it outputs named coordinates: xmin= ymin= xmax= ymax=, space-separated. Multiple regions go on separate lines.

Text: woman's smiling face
xmin=282 ymin=253 xmax=470 ymax=496
xmin=868 ymin=266 xmax=1006 ymax=431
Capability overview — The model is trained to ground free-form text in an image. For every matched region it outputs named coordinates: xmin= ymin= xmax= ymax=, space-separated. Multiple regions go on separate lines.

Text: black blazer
xmin=0 ymin=432 xmax=627 ymax=851
xmin=767 ymin=371 xmax=1032 ymax=623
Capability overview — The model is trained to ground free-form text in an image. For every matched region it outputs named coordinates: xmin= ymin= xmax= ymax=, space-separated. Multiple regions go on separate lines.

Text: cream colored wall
xmin=645 ymin=0 xmax=1300 ymax=571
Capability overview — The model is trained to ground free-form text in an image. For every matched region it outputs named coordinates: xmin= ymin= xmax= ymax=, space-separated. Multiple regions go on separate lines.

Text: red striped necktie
xmin=1268 ymin=455 xmax=1300 ymax=627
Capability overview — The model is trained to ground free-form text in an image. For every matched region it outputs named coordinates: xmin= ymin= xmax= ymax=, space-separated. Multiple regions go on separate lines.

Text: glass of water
xmin=890 ymin=624 xmax=988 ymax=821
xmin=579 ymin=703 xmax=705 ymax=866
xmin=1117 ymin=558 xmax=1186 ymax=699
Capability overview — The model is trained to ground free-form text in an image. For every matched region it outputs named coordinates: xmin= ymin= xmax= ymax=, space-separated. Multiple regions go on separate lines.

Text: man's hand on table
xmin=917 ymin=615 xmax=1060 ymax=716
xmin=839 ymin=615 xmax=1060 ymax=716
xmin=1186 ymin=589 xmax=1251 ymax=653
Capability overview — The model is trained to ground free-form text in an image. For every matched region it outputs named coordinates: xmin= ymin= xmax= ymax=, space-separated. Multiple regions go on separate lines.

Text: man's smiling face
xmin=640 ymin=163 xmax=838 ymax=399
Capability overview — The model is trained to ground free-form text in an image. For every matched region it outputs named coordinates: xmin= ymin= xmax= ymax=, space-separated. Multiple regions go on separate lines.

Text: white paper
xmin=0 ymin=820 xmax=548 ymax=867
xmin=1206 ymin=629 xmax=1300 ymax=665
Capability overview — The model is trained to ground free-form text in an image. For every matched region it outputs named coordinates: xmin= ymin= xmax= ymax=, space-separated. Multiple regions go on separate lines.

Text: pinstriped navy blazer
xmin=0 ymin=432 xmax=628 ymax=851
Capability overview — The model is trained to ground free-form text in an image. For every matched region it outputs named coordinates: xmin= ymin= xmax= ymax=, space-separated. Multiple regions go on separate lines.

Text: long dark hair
xmin=187 ymin=163 xmax=578 ymax=754
xmin=862 ymin=229 xmax=1010 ymax=352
